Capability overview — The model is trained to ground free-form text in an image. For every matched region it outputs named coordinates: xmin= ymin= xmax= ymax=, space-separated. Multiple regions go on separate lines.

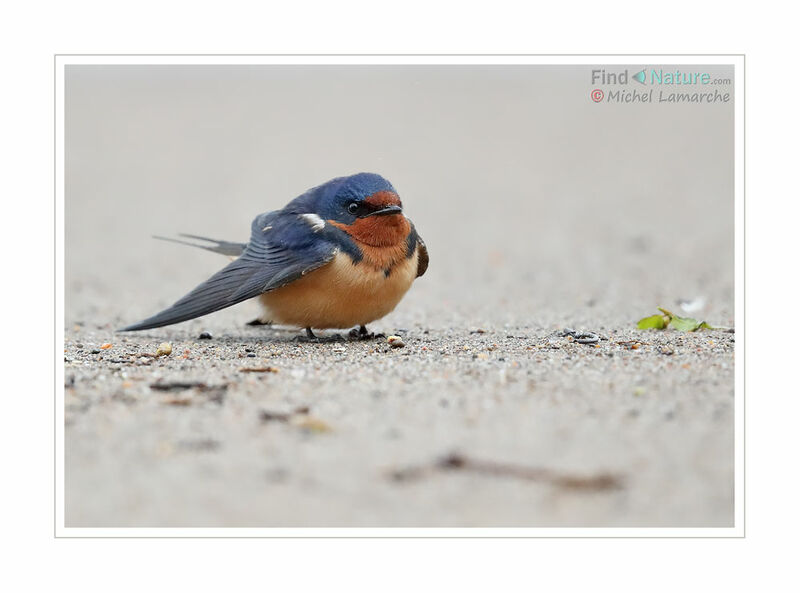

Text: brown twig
xmin=150 ymin=381 xmax=214 ymax=391
xmin=238 ymin=366 xmax=280 ymax=373
xmin=390 ymin=452 xmax=624 ymax=492
xmin=259 ymin=405 xmax=311 ymax=423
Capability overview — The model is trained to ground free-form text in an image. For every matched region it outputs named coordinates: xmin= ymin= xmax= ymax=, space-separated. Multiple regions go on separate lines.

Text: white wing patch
xmin=299 ymin=213 xmax=326 ymax=232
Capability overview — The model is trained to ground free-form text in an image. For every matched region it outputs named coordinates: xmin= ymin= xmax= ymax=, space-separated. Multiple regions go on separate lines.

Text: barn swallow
xmin=120 ymin=173 xmax=428 ymax=339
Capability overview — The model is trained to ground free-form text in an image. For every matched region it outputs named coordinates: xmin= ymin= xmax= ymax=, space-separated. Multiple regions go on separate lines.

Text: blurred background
xmin=66 ymin=65 xmax=733 ymax=330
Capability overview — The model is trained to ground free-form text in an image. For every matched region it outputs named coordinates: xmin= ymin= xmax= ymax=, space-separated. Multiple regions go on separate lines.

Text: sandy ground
xmin=64 ymin=65 xmax=734 ymax=527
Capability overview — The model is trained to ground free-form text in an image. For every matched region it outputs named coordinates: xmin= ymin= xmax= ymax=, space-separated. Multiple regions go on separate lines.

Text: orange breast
xmin=329 ymin=214 xmax=411 ymax=271
xmin=259 ymin=249 xmax=420 ymax=329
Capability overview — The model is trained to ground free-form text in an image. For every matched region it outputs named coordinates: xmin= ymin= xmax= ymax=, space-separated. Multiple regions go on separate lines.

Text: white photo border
xmin=55 ymin=54 xmax=744 ymax=538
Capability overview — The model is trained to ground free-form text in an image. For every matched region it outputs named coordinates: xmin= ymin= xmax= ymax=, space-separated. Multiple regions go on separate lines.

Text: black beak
xmin=364 ymin=205 xmax=403 ymax=218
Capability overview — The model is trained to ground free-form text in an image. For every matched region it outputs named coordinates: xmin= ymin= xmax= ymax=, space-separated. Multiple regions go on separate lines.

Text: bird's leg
xmin=348 ymin=325 xmax=385 ymax=340
xmin=295 ymin=327 xmax=344 ymax=343
xmin=294 ymin=327 xmax=320 ymax=343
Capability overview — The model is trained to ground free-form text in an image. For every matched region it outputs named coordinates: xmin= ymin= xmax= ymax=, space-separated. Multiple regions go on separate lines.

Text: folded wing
xmin=120 ymin=212 xmax=336 ymax=331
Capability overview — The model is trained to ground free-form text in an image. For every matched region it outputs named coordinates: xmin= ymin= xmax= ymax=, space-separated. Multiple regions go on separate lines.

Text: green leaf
xmin=637 ymin=314 xmax=667 ymax=330
xmin=636 ymin=307 xmax=723 ymax=331
xmin=669 ymin=314 xmax=703 ymax=332
xmin=658 ymin=307 xmax=717 ymax=331
xmin=657 ymin=307 xmax=675 ymax=320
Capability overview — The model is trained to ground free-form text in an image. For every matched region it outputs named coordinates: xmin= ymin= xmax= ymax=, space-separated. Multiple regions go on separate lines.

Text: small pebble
xmin=574 ymin=332 xmax=599 ymax=345
xmin=199 ymin=331 xmax=213 ymax=340
xmin=387 ymin=335 xmax=405 ymax=348
xmin=562 ymin=328 xmax=601 ymax=344
xmin=100 ymin=343 xmax=113 ymax=350
xmin=156 ymin=343 xmax=173 ymax=356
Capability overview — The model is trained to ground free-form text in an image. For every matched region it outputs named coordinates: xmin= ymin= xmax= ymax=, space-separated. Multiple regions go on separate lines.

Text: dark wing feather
xmin=416 ymin=236 xmax=429 ymax=277
xmin=152 ymin=233 xmax=248 ymax=257
xmin=119 ymin=212 xmax=336 ymax=331
xmin=406 ymin=221 xmax=428 ymax=278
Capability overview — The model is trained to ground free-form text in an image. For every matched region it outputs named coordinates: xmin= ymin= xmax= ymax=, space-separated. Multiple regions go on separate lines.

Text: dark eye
xmin=347 ymin=202 xmax=360 ymax=215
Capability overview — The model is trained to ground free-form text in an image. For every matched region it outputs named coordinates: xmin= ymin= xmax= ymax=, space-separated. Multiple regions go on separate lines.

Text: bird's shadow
xmin=132 ymin=324 xmax=386 ymax=345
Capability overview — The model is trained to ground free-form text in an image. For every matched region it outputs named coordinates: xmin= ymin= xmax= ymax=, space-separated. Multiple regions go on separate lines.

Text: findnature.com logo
xmin=590 ymin=67 xmax=732 ymax=104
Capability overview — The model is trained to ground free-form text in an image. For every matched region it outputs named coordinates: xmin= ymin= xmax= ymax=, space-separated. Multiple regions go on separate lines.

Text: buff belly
xmin=258 ymin=250 xmax=419 ymax=329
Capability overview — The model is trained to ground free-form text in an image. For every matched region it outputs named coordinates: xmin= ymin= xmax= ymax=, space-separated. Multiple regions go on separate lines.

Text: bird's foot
xmin=348 ymin=325 xmax=386 ymax=341
xmin=294 ymin=327 xmax=344 ymax=343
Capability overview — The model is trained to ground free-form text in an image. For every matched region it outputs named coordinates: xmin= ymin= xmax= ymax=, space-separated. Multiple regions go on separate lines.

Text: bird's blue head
xmin=313 ymin=172 xmax=403 ymax=225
